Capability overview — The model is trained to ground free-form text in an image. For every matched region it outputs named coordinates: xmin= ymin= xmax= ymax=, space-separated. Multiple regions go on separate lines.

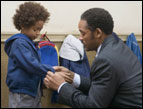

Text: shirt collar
xmin=95 ymin=44 xmax=102 ymax=57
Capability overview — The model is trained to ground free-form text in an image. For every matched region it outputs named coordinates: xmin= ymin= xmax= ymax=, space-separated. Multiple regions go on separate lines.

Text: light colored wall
xmin=1 ymin=1 xmax=142 ymax=35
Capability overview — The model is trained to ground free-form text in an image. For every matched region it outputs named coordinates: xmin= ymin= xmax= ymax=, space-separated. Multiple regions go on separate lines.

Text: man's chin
xmin=85 ymin=47 xmax=94 ymax=51
xmin=85 ymin=47 xmax=90 ymax=51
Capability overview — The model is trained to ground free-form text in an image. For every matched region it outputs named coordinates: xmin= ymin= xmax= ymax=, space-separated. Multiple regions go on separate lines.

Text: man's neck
xmin=96 ymin=44 xmax=102 ymax=57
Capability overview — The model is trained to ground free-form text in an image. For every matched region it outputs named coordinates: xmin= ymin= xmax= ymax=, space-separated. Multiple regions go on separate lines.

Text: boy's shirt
xmin=4 ymin=33 xmax=55 ymax=97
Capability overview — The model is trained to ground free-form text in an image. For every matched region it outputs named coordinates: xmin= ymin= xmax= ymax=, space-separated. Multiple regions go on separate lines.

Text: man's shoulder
xmin=99 ymin=39 xmax=126 ymax=61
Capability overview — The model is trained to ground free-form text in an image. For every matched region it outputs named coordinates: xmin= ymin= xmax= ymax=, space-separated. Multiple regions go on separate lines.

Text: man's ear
xmin=94 ymin=28 xmax=102 ymax=39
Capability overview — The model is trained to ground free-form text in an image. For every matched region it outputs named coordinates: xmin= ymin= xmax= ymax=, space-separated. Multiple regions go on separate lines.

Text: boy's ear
xmin=21 ymin=26 xmax=24 ymax=30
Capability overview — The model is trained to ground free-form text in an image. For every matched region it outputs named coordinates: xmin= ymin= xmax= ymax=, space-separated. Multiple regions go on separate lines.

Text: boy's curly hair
xmin=13 ymin=2 xmax=50 ymax=31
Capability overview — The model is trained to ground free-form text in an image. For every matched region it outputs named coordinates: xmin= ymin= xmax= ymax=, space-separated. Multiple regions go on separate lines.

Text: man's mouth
xmin=83 ymin=44 xmax=87 ymax=49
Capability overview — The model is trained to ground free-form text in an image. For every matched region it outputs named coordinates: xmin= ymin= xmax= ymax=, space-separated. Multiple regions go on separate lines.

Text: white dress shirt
xmin=57 ymin=73 xmax=81 ymax=93
xmin=57 ymin=44 xmax=102 ymax=93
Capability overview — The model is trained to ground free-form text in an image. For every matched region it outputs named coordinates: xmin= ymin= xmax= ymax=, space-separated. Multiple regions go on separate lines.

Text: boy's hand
xmin=44 ymin=71 xmax=65 ymax=91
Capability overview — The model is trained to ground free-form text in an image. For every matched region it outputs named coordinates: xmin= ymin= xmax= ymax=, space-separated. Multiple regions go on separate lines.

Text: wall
xmin=1 ymin=1 xmax=142 ymax=34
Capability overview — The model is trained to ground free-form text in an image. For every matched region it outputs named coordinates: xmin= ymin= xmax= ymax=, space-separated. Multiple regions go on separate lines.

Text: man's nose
xmin=79 ymin=36 xmax=83 ymax=43
xmin=79 ymin=35 xmax=83 ymax=40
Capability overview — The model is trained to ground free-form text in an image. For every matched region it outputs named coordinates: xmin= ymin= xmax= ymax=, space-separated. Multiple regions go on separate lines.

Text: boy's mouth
xmin=34 ymin=35 xmax=39 ymax=38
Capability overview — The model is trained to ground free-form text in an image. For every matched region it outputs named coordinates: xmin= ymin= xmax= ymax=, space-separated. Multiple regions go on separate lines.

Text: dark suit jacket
xmin=58 ymin=35 xmax=142 ymax=108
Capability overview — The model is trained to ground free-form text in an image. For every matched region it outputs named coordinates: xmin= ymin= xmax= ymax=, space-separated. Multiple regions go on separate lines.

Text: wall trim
xmin=1 ymin=32 xmax=142 ymax=42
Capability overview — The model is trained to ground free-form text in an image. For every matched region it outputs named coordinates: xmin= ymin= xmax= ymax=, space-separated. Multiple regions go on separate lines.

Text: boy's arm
xmin=11 ymin=39 xmax=54 ymax=77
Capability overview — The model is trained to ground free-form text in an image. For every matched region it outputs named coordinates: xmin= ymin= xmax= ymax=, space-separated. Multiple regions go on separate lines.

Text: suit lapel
xmin=90 ymin=57 xmax=96 ymax=80
xmin=90 ymin=34 xmax=115 ymax=80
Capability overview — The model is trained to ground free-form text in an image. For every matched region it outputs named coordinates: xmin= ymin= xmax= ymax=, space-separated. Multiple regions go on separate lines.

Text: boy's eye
xmin=33 ymin=29 xmax=38 ymax=32
xmin=34 ymin=28 xmax=41 ymax=32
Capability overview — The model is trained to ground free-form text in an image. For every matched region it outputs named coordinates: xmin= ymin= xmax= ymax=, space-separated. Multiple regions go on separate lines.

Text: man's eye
xmin=82 ymin=33 xmax=85 ymax=36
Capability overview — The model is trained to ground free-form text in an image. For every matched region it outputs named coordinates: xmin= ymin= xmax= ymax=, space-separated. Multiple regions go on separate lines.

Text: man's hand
xmin=53 ymin=66 xmax=75 ymax=83
xmin=44 ymin=71 xmax=65 ymax=91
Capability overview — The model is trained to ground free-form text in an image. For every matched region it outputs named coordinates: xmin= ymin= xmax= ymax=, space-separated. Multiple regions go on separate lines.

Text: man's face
xmin=21 ymin=20 xmax=44 ymax=40
xmin=78 ymin=20 xmax=100 ymax=51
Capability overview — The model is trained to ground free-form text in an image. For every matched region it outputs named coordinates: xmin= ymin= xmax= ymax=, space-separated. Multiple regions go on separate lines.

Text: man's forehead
xmin=79 ymin=20 xmax=87 ymax=27
xmin=78 ymin=20 xmax=88 ymax=32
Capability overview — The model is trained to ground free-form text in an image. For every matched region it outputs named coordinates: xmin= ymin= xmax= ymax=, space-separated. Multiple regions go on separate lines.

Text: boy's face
xmin=21 ymin=21 xmax=44 ymax=40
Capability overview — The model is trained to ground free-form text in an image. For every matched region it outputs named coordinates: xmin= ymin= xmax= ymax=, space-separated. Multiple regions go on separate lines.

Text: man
xmin=44 ymin=8 xmax=142 ymax=108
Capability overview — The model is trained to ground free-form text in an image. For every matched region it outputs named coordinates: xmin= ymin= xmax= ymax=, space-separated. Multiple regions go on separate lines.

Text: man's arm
xmin=57 ymin=73 xmax=91 ymax=94
xmin=77 ymin=75 xmax=91 ymax=94
xmin=54 ymin=66 xmax=91 ymax=93
xmin=56 ymin=57 xmax=119 ymax=108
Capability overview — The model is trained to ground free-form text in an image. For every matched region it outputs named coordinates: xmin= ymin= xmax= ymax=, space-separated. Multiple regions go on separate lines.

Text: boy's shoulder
xmin=14 ymin=37 xmax=28 ymax=44
xmin=9 ymin=37 xmax=29 ymax=49
xmin=11 ymin=34 xmax=34 ymax=46
xmin=6 ymin=33 xmax=29 ymax=44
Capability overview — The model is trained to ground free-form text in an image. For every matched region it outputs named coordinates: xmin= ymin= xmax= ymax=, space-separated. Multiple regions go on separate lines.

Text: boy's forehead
xmin=34 ymin=21 xmax=44 ymax=28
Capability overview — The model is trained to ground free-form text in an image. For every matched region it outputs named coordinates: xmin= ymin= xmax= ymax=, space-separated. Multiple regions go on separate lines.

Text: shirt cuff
xmin=58 ymin=82 xmax=67 ymax=93
xmin=72 ymin=73 xmax=81 ymax=88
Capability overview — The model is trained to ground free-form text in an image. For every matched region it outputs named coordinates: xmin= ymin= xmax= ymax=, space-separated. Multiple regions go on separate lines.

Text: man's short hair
xmin=81 ymin=8 xmax=114 ymax=35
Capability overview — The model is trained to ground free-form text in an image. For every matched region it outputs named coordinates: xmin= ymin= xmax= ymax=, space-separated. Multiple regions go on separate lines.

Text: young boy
xmin=4 ymin=2 xmax=54 ymax=108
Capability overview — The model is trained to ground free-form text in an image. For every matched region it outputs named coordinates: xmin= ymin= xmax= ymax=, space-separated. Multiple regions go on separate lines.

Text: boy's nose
xmin=36 ymin=31 xmax=40 ymax=36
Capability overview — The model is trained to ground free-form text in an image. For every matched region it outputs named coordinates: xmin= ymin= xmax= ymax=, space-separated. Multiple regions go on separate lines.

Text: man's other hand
xmin=53 ymin=66 xmax=74 ymax=83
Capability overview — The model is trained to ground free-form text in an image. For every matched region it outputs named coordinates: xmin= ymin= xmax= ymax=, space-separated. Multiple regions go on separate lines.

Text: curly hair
xmin=81 ymin=8 xmax=114 ymax=35
xmin=13 ymin=2 xmax=50 ymax=31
